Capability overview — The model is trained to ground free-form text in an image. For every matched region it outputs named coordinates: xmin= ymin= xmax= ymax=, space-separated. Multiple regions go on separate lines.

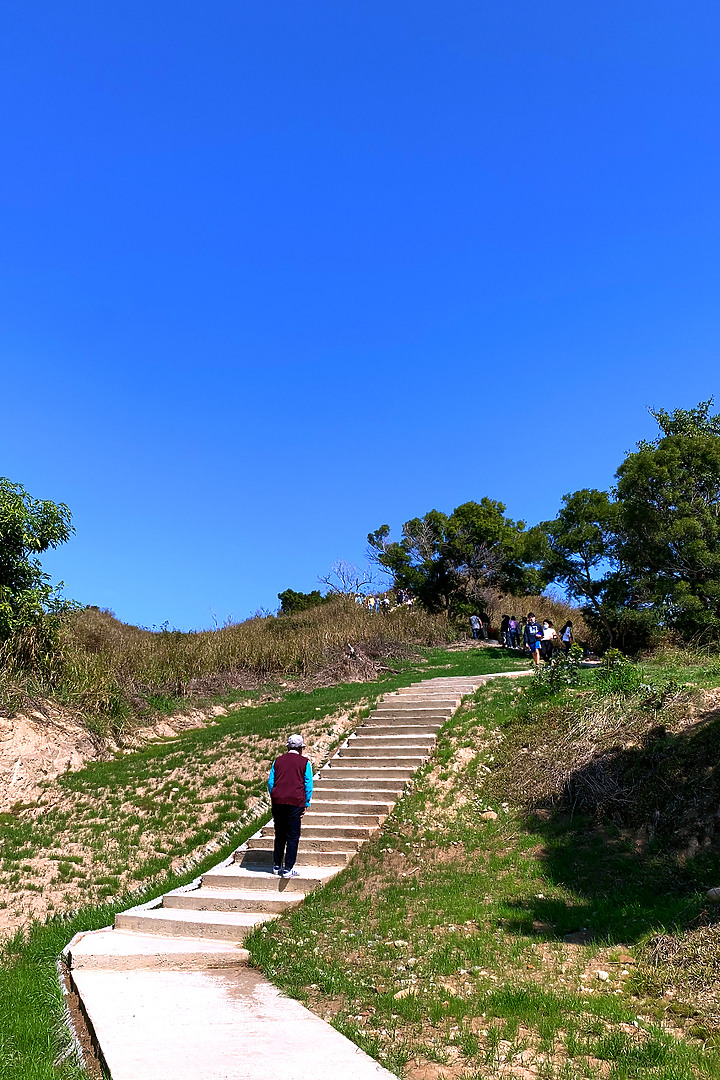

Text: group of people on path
xmin=360 ymin=589 xmax=415 ymax=613
xmin=521 ymin=612 xmax=574 ymax=665
xmin=470 ymin=611 xmax=574 ymax=664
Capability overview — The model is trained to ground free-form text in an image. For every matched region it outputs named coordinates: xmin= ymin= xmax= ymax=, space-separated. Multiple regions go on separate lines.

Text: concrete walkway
xmin=64 ymin=671 xmax=529 ymax=1079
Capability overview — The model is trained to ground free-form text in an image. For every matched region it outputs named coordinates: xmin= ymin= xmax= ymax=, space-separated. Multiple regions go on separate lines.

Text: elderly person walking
xmin=267 ymin=734 xmax=313 ymax=879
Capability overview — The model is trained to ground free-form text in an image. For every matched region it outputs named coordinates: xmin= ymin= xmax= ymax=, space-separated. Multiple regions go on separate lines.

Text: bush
xmin=595 ymin=649 xmax=643 ymax=695
xmin=525 ymin=645 xmax=584 ymax=702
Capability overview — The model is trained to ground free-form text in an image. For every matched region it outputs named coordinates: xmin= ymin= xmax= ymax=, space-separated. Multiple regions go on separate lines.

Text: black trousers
xmin=272 ymin=803 xmax=304 ymax=869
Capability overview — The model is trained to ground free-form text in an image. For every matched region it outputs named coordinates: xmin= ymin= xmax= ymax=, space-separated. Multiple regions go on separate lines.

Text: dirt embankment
xmin=0 ymin=698 xmax=264 ymax=812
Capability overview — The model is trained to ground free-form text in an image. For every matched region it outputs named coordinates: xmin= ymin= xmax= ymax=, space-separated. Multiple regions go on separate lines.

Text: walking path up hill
xmin=64 ymin=670 xmax=529 ymax=1080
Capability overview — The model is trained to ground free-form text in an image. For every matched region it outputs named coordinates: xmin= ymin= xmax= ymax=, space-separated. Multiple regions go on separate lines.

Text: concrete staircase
xmin=107 ymin=676 xmax=488 ymax=945
xmin=63 ymin=672 xmax=529 ymax=1080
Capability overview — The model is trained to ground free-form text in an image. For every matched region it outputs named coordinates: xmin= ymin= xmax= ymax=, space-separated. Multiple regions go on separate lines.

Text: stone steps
xmin=63 ymin=673 xmax=534 ymax=1080
xmin=238 ymin=847 xmax=353 ymax=867
xmin=310 ymin=798 xmax=395 ymax=813
xmin=115 ymin=906 xmax=271 ymax=941
xmin=319 ymin=765 xmax=416 ymax=779
xmin=164 ymin=888 xmax=305 ymax=914
xmin=85 ymin=675 xmax=521 ymax=948
xmin=336 ymin=750 xmax=429 ymax=763
xmin=304 ymin=810 xmax=383 ymax=825
xmin=314 ymin=776 xmax=407 ymax=791
xmin=350 ymin=735 xmax=435 ymax=747
xmin=258 ymin=823 xmax=378 ymax=841
xmin=368 ymin=708 xmax=451 ymax=719
xmin=200 ymin=865 xmax=335 ymax=893
xmin=359 ymin=723 xmax=443 ymax=735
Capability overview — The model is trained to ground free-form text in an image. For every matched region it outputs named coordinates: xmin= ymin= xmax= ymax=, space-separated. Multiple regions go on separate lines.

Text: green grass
xmin=246 ymin=674 xmax=720 ymax=1079
xmin=0 ymin=645 xmax=526 ymax=1080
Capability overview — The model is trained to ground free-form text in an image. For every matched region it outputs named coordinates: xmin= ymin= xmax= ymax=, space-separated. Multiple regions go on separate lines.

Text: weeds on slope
xmin=247 ymin=672 xmax=720 ymax=1080
xmin=0 ymin=647 xmax=525 ymax=1080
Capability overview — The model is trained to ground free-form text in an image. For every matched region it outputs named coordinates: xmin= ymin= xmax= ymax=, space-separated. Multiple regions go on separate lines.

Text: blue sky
xmin=2 ymin=1 xmax=719 ymax=629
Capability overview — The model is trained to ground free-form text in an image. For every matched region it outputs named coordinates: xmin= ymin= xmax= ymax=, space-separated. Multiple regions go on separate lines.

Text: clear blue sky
xmin=2 ymin=1 xmax=719 ymax=629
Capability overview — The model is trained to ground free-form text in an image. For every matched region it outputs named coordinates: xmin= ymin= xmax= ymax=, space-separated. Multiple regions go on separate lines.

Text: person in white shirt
xmin=541 ymin=620 xmax=558 ymax=663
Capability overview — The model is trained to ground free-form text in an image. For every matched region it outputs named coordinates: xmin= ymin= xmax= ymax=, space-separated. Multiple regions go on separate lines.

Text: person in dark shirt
xmin=523 ymin=612 xmax=543 ymax=667
xmin=267 ymin=734 xmax=313 ymax=878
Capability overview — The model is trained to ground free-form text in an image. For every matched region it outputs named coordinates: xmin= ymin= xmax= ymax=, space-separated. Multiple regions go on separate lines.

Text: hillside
xmin=0 ymin=646 xmax=532 ymax=1080
xmin=248 ymin=654 xmax=720 ymax=1080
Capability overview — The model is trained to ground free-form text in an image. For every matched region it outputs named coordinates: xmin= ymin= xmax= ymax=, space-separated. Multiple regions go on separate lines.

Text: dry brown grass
xmin=0 ymin=599 xmax=453 ymax=734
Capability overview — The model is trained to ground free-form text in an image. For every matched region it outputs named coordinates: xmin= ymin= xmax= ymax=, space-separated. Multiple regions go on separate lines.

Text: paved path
xmin=64 ymin=671 xmax=529 ymax=1079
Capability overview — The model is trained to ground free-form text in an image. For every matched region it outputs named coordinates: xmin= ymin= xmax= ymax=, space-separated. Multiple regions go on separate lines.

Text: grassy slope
xmin=247 ymin=668 xmax=720 ymax=1080
xmin=0 ymin=646 xmax=525 ymax=1080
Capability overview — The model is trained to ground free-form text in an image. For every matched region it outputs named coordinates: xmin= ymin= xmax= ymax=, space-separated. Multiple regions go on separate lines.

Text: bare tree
xmin=319 ymin=560 xmax=377 ymax=597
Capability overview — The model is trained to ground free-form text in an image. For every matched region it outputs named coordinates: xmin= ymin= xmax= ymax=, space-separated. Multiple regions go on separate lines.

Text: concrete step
xmin=237 ymin=848 xmax=352 ymax=867
xmin=311 ymin=791 xmax=402 ymax=807
xmin=350 ymin=736 xmax=434 ymax=748
xmin=247 ymin=835 xmax=361 ymax=853
xmin=362 ymin=715 xmax=444 ymax=725
xmin=311 ymin=800 xmax=395 ymax=816
xmin=367 ymin=712 xmax=450 ymax=723
xmin=204 ymin=865 xmax=337 ymax=892
xmin=385 ymin=698 xmax=459 ymax=706
xmin=315 ymin=776 xmax=407 ymax=791
xmin=164 ymin=888 xmax=305 ymax=914
xmin=303 ymin=811 xmax=383 ymax=826
xmin=64 ymin=928 xmax=250 ymax=971
xmin=370 ymin=706 xmax=452 ymax=716
xmin=337 ymin=748 xmax=428 ymax=762
xmin=359 ymin=724 xmax=442 ymax=735
xmin=321 ymin=766 xmax=414 ymax=779
xmin=115 ymin=906 xmax=271 ymax=942
xmin=260 ymin=824 xmax=376 ymax=841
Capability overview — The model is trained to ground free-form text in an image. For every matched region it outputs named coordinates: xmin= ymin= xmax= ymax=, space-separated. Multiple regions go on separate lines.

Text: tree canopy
xmin=277 ymin=588 xmax=327 ymax=615
xmin=0 ymin=477 xmax=74 ymax=642
xmin=369 ymin=401 xmax=720 ymax=650
xmin=533 ymin=400 xmax=720 ymax=648
xmin=368 ymin=498 xmax=535 ymax=615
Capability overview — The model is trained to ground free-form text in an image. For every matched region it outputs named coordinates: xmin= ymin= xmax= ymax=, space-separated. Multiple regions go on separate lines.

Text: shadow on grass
xmin=505 ymin=707 xmax=720 ymax=945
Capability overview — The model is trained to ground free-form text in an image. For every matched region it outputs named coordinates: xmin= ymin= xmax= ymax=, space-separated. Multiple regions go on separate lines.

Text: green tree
xmin=537 ymin=400 xmax=720 ymax=649
xmin=615 ymin=407 xmax=720 ymax=641
xmin=0 ymin=477 xmax=74 ymax=646
xmin=533 ymin=488 xmax=620 ymax=642
xmin=368 ymin=499 xmax=532 ymax=615
xmin=277 ymin=588 xmax=327 ymax=615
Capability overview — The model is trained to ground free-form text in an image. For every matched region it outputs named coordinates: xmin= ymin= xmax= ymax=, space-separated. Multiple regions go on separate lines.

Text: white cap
xmin=287 ymin=734 xmax=304 ymax=750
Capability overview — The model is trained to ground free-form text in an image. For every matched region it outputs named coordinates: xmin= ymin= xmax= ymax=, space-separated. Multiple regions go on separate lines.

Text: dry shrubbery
xmin=0 ymin=599 xmax=452 ymax=732
xmin=485 ymin=677 xmax=720 ymax=854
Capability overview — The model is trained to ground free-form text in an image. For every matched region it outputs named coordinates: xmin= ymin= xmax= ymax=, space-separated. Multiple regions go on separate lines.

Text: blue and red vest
xmin=270 ymin=752 xmax=309 ymax=807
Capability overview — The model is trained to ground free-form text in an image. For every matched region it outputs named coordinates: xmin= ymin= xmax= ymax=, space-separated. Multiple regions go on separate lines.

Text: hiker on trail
xmin=479 ymin=612 xmax=490 ymax=640
xmin=267 ymin=734 xmax=313 ymax=879
xmin=500 ymin=614 xmax=510 ymax=647
xmin=507 ymin=615 xmax=519 ymax=648
xmin=469 ymin=614 xmax=481 ymax=639
xmin=523 ymin=612 xmax=543 ymax=666
xmin=561 ymin=621 xmax=574 ymax=653
xmin=541 ymin=620 xmax=558 ymax=663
